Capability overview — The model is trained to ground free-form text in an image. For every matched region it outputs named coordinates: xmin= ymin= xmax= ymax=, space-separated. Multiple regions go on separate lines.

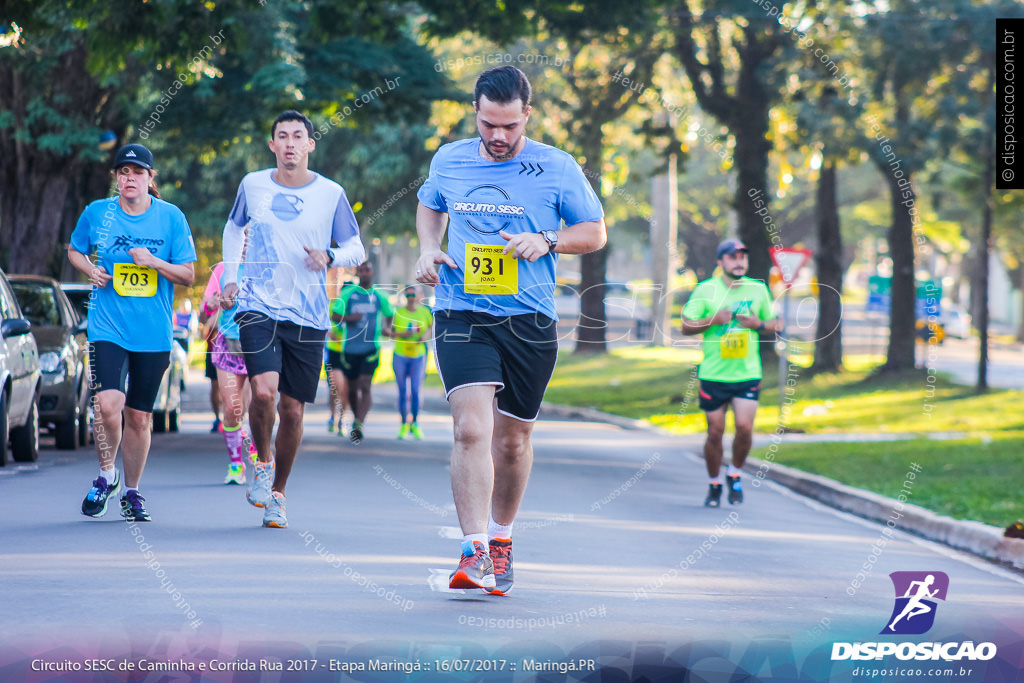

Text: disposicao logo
xmin=831 ymin=571 xmax=997 ymax=663
xmin=881 ymin=571 xmax=948 ymax=635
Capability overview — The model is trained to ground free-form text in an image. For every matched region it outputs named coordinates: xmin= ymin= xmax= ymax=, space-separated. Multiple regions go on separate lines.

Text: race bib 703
xmin=113 ymin=263 xmax=158 ymax=297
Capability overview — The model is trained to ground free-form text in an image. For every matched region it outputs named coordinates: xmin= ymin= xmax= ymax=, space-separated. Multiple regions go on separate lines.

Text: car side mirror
xmin=1 ymin=318 xmax=32 ymax=338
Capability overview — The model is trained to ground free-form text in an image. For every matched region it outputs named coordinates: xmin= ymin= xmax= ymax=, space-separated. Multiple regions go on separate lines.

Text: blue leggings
xmin=393 ymin=354 xmax=426 ymax=422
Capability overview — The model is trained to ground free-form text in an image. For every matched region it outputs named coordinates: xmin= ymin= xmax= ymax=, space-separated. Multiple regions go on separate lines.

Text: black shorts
xmin=698 ymin=379 xmax=761 ymax=412
xmin=434 ymin=309 xmax=558 ymax=422
xmin=88 ymin=341 xmax=170 ymax=412
xmin=236 ymin=311 xmax=326 ymax=404
xmin=204 ymin=349 xmax=218 ymax=380
xmin=325 ymin=349 xmax=344 ymax=372
xmin=339 ymin=350 xmax=380 ymax=381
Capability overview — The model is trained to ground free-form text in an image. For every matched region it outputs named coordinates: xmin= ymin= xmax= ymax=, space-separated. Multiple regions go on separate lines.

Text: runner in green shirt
xmin=682 ymin=239 xmax=778 ymax=508
xmin=329 ymin=262 xmax=393 ymax=444
xmin=390 ymin=285 xmax=433 ymax=439
xmin=325 ymin=278 xmax=355 ymax=436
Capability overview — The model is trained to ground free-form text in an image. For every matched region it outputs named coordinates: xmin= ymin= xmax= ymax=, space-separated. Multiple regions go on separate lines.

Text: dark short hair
xmin=271 ymin=110 xmax=314 ymax=139
xmin=474 ymin=66 xmax=532 ymax=110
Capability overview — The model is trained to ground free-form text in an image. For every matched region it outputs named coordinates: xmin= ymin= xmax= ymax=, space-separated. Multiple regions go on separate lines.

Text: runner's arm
xmin=682 ymin=309 xmax=732 ymax=335
xmin=128 ymin=248 xmax=195 ymax=286
xmin=68 ymin=247 xmax=112 ymax=287
xmin=415 ymin=203 xmax=457 ymax=286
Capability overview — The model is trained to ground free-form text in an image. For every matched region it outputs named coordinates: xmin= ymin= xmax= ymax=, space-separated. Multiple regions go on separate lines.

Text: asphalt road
xmin=2 ymin=377 xmax=1023 ymax=682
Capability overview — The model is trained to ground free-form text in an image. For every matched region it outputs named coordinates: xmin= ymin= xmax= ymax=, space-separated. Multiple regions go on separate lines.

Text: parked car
xmin=61 ymin=281 xmax=185 ymax=434
xmin=60 ymin=282 xmax=93 ymax=325
xmin=0 ymin=268 xmax=42 ymax=465
xmin=939 ymin=303 xmax=972 ymax=339
xmin=9 ymin=276 xmax=90 ymax=449
xmin=152 ymin=333 xmax=188 ymax=433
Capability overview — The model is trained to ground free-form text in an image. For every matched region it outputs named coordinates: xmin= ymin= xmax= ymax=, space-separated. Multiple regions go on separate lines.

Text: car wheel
xmin=11 ymin=392 xmax=40 ymax=462
xmin=168 ymin=409 xmax=179 ymax=433
xmin=152 ymin=409 xmax=167 ymax=433
xmin=0 ymin=390 xmax=9 ymax=467
xmin=55 ymin=402 xmax=80 ymax=450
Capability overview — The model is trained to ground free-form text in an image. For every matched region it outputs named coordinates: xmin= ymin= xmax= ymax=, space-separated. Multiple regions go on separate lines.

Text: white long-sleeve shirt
xmin=222 ymin=169 xmax=365 ymax=329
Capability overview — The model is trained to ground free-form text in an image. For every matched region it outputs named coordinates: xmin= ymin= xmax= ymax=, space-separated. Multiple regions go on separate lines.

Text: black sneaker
xmin=82 ymin=471 xmax=122 ymax=517
xmin=486 ymin=539 xmax=514 ymax=596
xmin=350 ymin=421 xmax=363 ymax=444
xmin=727 ymin=475 xmax=743 ymax=504
xmin=449 ymin=540 xmax=495 ymax=590
xmin=704 ymin=483 xmax=723 ymax=508
xmin=120 ymin=490 xmax=152 ymax=522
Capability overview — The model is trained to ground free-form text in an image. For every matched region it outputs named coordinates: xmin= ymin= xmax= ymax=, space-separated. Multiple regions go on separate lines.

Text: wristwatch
xmin=541 ymin=230 xmax=559 ymax=253
xmin=325 ymin=248 xmax=335 ymax=266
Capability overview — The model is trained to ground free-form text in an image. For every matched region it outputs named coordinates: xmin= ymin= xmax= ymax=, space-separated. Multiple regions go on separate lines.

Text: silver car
xmin=0 ymin=268 xmax=42 ymax=466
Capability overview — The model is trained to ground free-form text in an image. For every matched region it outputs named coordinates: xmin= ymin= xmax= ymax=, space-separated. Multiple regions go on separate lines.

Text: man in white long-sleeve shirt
xmin=221 ymin=110 xmax=365 ymax=528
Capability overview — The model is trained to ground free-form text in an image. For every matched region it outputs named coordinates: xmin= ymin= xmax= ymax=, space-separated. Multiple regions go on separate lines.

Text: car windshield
xmin=63 ymin=289 xmax=91 ymax=321
xmin=11 ymin=283 xmax=61 ymax=326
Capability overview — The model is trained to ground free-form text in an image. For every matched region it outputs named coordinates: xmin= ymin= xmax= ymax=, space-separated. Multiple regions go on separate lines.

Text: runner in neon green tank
xmin=682 ymin=239 xmax=778 ymax=508
xmin=390 ymin=285 xmax=433 ymax=439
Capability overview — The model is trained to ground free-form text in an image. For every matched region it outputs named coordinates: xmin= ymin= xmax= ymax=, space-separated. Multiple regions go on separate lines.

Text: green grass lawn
xmin=543 ymin=347 xmax=1024 ymax=527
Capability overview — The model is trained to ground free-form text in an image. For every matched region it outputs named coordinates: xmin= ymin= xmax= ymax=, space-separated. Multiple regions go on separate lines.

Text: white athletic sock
xmin=488 ymin=515 xmax=513 ymax=540
xmin=100 ymin=468 xmax=116 ymax=483
xmin=727 ymin=464 xmax=742 ymax=478
xmin=709 ymin=476 xmax=722 ymax=485
xmin=463 ymin=532 xmax=488 ymax=550
xmin=125 ymin=487 xmax=139 ymax=495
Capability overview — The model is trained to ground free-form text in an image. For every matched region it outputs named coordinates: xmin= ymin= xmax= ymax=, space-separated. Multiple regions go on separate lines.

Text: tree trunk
xmin=812 ymin=160 xmax=844 ymax=373
xmin=731 ymin=79 xmax=774 ymax=287
xmin=0 ymin=42 xmax=121 ymax=277
xmin=881 ymin=172 xmax=917 ymax=372
xmin=574 ymin=133 xmax=608 ymax=354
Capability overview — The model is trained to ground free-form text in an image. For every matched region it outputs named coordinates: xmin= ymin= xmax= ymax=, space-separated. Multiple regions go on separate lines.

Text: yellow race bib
xmin=113 ymin=262 xmax=158 ymax=297
xmin=721 ymin=330 xmax=749 ymax=359
xmin=464 ymin=243 xmax=518 ymax=295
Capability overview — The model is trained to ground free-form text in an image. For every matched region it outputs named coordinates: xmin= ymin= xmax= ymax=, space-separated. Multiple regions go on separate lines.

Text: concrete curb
xmin=538 ymin=400 xmax=1024 ymax=572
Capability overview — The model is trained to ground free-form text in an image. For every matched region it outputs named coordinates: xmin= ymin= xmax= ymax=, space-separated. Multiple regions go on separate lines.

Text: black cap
xmin=113 ymin=144 xmax=155 ymax=170
xmin=716 ymin=238 xmax=747 ymax=260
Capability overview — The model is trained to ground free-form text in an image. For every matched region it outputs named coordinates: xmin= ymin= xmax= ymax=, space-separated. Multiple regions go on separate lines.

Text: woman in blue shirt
xmin=68 ymin=144 xmax=197 ymax=522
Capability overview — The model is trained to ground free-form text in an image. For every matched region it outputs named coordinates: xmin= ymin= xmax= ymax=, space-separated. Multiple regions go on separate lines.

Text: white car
xmin=0 ymin=268 xmax=42 ymax=466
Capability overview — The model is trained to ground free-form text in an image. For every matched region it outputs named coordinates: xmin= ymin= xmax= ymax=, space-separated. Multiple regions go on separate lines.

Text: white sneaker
xmin=247 ymin=460 xmax=274 ymax=508
xmin=262 ymin=492 xmax=287 ymax=528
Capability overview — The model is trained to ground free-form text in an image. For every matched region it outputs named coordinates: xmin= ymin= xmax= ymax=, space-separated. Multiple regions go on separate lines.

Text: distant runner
xmin=681 ymin=238 xmax=777 ymax=508
xmin=390 ymin=285 xmax=433 ymax=439
xmin=330 ymin=261 xmax=393 ymax=444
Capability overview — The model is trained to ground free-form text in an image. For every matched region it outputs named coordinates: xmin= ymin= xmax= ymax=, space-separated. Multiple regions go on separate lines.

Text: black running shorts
xmin=88 ymin=341 xmax=170 ymax=412
xmin=339 ymin=350 xmax=381 ymax=381
xmin=698 ymin=378 xmax=761 ymax=412
xmin=236 ymin=311 xmax=326 ymax=404
xmin=325 ymin=349 xmax=344 ymax=372
xmin=434 ymin=309 xmax=558 ymax=422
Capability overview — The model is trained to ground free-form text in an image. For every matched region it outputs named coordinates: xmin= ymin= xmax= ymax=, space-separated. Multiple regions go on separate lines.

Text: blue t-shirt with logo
xmin=417 ymin=138 xmax=604 ymax=320
xmin=70 ymin=197 xmax=197 ymax=352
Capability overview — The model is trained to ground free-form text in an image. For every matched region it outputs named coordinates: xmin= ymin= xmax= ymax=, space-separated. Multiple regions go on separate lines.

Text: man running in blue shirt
xmin=416 ymin=66 xmax=607 ymax=594
xmin=221 ymin=110 xmax=365 ymax=529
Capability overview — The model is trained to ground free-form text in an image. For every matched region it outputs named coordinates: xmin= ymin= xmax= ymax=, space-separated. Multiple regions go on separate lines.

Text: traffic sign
xmin=770 ymin=248 xmax=813 ymax=287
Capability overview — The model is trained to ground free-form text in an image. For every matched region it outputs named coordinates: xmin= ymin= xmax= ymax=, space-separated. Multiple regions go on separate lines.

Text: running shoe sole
xmin=449 ymin=569 xmax=496 ymax=590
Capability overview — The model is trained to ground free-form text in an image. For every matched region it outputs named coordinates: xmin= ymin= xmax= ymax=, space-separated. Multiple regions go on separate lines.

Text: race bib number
xmin=113 ymin=263 xmax=158 ymax=297
xmin=464 ymin=244 xmax=518 ymax=295
xmin=721 ymin=330 xmax=748 ymax=359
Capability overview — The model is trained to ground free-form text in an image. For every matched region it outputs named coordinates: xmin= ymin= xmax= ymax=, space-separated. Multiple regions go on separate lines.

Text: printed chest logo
xmin=109 ymin=235 xmax=165 ymax=254
xmin=271 ymin=193 xmax=304 ymax=221
xmin=882 ymin=571 xmax=949 ymax=635
xmin=451 ymin=184 xmax=526 ymax=235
